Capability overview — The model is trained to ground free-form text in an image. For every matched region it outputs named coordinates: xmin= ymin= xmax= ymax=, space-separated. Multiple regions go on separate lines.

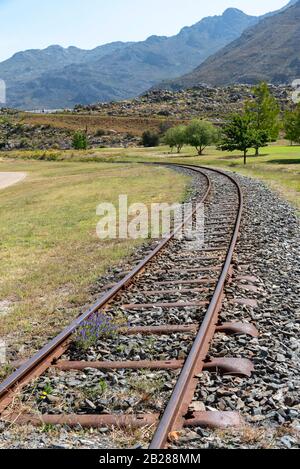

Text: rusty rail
xmin=149 ymin=165 xmax=243 ymax=448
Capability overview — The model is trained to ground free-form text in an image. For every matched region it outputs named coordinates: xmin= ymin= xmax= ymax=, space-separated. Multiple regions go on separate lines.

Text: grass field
xmin=0 ymin=160 xmax=189 ymax=366
xmin=2 ymin=143 xmax=299 ymax=210
xmin=162 ymin=144 xmax=300 ymax=211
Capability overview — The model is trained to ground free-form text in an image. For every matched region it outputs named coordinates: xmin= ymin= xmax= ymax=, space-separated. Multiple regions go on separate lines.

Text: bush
xmin=142 ymin=130 xmax=160 ymax=147
xmin=159 ymin=121 xmax=173 ymax=135
xmin=72 ymin=131 xmax=88 ymax=150
xmin=95 ymin=128 xmax=106 ymax=137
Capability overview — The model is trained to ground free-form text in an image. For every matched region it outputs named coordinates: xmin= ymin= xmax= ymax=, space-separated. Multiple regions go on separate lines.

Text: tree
xmin=245 ymin=82 xmax=280 ymax=156
xmin=219 ymin=113 xmax=257 ymax=165
xmin=185 ymin=120 xmax=219 ymax=155
xmin=164 ymin=125 xmax=187 ymax=153
xmin=142 ymin=130 xmax=160 ymax=147
xmin=72 ymin=131 xmax=88 ymax=150
xmin=284 ymin=104 xmax=300 ymax=145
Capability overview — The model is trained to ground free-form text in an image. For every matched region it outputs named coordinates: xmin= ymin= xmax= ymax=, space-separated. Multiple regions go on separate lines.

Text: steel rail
xmin=0 ymin=165 xmax=212 ymax=412
xmin=149 ymin=164 xmax=243 ymax=449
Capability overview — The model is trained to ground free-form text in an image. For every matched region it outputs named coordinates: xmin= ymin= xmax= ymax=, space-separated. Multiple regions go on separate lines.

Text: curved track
xmin=0 ymin=164 xmax=256 ymax=449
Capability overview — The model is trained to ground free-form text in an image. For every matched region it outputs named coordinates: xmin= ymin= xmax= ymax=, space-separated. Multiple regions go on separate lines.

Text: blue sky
xmin=1 ymin=0 xmax=290 ymax=62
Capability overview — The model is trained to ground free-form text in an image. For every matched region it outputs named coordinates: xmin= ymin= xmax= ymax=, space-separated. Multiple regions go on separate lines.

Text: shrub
xmin=159 ymin=120 xmax=173 ymax=135
xmin=95 ymin=128 xmax=106 ymax=137
xmin=72 ymin=131 xmax=88 ymax=150
xmin=142 ymin=130 xmax=160 ymax=147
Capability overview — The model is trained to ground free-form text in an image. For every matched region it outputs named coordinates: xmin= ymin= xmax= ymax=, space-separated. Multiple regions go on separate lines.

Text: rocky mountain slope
xmin=162 ymin=1 xmax=300 ymax=89
xmin=76 ymin=85 xmax=293 ymax=120
xmin=1 ymin=84 xmax=293 ymax=151
xmin=0 ymin=8 xmax=261 ymax=109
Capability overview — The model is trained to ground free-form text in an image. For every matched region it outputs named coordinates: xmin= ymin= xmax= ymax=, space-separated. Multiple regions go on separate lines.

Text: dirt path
xmin=0 ymin=172 xmax=27 ymax=190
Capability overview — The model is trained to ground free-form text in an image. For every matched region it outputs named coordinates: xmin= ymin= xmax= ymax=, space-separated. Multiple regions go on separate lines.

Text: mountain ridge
xmin=0 ymin=2 xmax=295 ymax=109
xmin=161 ymin=0 xmax=300 ymax=89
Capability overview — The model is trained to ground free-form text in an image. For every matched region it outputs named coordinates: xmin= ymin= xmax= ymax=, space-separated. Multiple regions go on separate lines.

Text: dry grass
xmin=0 ymin=159 xmax=189 ymax=365
xmin=215 ymin=424 xmax=300 ymax=449
xmin=0 ymin=417 xmax=155 ymax=449
xmin=109 ymin=424 xmax=155 ymax=448
xmin=16 ymin=113 xmax=187 ymax=136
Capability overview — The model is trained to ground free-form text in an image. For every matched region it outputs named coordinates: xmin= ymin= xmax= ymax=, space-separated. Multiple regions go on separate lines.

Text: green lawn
xmin=2 ymin=143 xmax=299 ymax=210
xmin=163 ymin=144 xmax=300 ymax=211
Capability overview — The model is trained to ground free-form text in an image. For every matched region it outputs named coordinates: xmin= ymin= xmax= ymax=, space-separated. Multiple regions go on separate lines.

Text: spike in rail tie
xmin=216 ymin=322 xmax=259 ymax=338
xmin=203 ymin=358 xmax=254 ymax=378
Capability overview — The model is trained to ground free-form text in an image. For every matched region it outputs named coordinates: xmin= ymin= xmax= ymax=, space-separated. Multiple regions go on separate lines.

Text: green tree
xmin=72 ymin=131 xmax=88 ymax=150
xmin=284 ymin=104 xmax=300 ymax=145
xmin=245 ymin=82 xmax=280 ymax=156
xmin=185 ymin=119 xmax=219 ymax=155
xmin=219 ymin=113 xmax=257 ymax=165
xmin=164 ymin=125 xmax=187 ymax=153
xmin=142 ymin=130 xmax=160 ymax=147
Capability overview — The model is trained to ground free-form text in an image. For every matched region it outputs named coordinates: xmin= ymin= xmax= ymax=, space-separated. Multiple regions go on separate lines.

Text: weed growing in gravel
xmin=84 ymin=379 xmax=108 ymax=400
xmin=144 ymin=337 xmax=157 ymax=353
xmin=39 ymin=383 xmax=54 ymax=401
xmin=41 ymin=424 xmax=56 ymax=433
xmin=128 ymin=375 xmax=165 ymax=395
xmin=115 ymin=344 xmax=127 ymax=354
xmin=110 ymin=425 xmax=155 ymax=449
xmin=75 ymin=313 xmax=118 ymax=351
xmin=98 ymin=379 xmax=108 ymax=395
xmin=0 ymin=364 xmax=14 ymax=381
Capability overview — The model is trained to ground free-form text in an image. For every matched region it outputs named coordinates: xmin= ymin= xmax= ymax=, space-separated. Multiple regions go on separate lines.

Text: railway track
xmin=0 ymin=164 xmax=258 ymax=449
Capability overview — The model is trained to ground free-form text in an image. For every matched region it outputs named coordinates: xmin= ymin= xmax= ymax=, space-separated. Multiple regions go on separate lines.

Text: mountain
xmin=262 ymin=0 xmax=298 ymax=17
xmin=162 ymin=1 xmax=300 ymax=89
xmin=0 ymin=8 xmax=259 ymax=109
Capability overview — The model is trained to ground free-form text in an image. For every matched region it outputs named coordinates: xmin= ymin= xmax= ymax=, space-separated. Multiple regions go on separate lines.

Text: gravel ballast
xmin=0 ymin=169 xmax=299 ymax=449
xmin=173 ymin=172 xmax=299 ymax=450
